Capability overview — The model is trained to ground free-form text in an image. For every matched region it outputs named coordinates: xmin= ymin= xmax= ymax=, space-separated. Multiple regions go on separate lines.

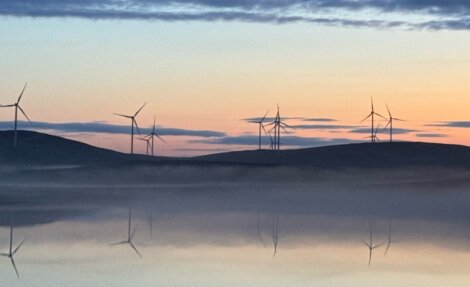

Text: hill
xmin=0 ymin=130 xmax=469 ymax=170
xmin=0 ymin=130 xmax=146 ymax=166
xmin=194 ymin=141 xmax=470 ymax=169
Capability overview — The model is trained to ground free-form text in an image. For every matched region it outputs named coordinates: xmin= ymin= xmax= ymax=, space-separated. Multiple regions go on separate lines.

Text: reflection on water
xmin=0 ymin=182 xmax=470 ymax=286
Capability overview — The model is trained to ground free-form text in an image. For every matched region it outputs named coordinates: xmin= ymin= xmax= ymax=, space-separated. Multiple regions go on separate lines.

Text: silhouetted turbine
xmin=1 ymin=224 xmax=25 ymax=279
xmin=1 ymin=83 xmax=31 ymax=147
xmin=256 ymin=211 xmax=266 ymax=247
xmin=272 ymin=212 xmax=280 ymax=257
xmin=362 ymin=222 xmax=383 ymax=267
xmin=361 ymin=97 xmax=386 ymax=143
xmin=365 ymin=123 xmax=381 ymax=143
xmin=251 ymin=111 xmax=270 ymax=150
xmin=138 ymin=137 xmax=151 ymax=155
xmin=266 ymin=105 xmax=294 ymax=150
xmin=384 ymin=105 xmax=404 ymax=142
xmin=145 ymin=117 xmax=165 ymax=156
xmin=384 ymin=219 xmax=392 ymax=256
xmin=111 ymin=209 xmax=141 ymax=257
xmin=114 ymin=103 xmax=146 ymax=155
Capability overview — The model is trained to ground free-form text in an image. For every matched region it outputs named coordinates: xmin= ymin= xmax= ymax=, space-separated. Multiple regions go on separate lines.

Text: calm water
xmin=0 ymin=182 xmax=469 ymax=286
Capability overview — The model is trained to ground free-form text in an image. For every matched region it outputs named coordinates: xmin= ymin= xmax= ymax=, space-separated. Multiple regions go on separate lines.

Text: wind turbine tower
xmin=1 ymin=83 xmax=31 ymax=147
xmin=114 ymin=103 xmax=146 ymax=154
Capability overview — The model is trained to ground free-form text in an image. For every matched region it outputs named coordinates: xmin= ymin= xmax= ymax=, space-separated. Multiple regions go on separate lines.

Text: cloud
xmin=349 ymin=127 xmax=417 ymax=135
xmin=0 ymin=120 xmax=225 ymax=137
xmin=243 ymin=116 xmax=304 ymax=123
xmin=1 ymin=0 xmax=470 ymax=30
xmin=292 ymin=124 xmax=358 ymax=130
xmin=415 ymin=133 xmax=448 ymax=138
xmin=427 ymin=121 xmax=470 ymax=128
xmin=302 ymin=118 xmax=336 ymax=122
xmin=190 ymin=135 xmax=357 ymax=147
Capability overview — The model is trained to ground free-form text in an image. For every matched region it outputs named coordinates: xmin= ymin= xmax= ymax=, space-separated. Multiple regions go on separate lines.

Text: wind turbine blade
xmin=110 ymin=241 xmax=128 ymax=246
xmin=130 ymin=242 xmax=142 ymax=258
xmin=261 ymin=110 xmax=269 ymax=122
xmin=384 ymin=120 xmax=391 ymax=129
xmin=156 ymin=135 xmax=166 ymax=143
xmin=386 ymin=104 xmax=391 ymax=118
xmin=361 ymin=240 xmax=371 ymax=248
xmin=17 ymin=106 xmax=31 ymax=122
xmin=280 ymin=122 xmax=295 ymax=129
xmin=130 ymin=226 xmax=137 ymax=240
xmin=393 ymin=118 xmax=405 ymax=121
xmin=0 ymin=253 xmax=9 ymax=256
xmin=374 ymin=112 xmax=387 ymax=120
xmin=17 ymin=83 xmax=27 ymax=104
xmin=384 ymin=242 xmax=391 ymax=255
xmin=114 ymin=113 xmax=132 ymax=119
xmin=373 ymin=243 xmax=384 ymax=249
xmin=133 ymin=119 xmax=141 ymax=135
xmin=370 ymin=96 xmax=374 ymax=111
xmin=134 ymin=102 xmax=147 ymax=117
xmin=360 ymin=113 xmax=372 ymax=123
xmin=261 ymin=124 xmax=269 ymax=136
xmin=153 ymin=117 xmax=156 ymax=133
xmin=11 ymin=257 xmax=19 ymax=279
xmin=12 ymin=239 xmax=25 ymax=255
xmin=0 ymin=104 xmax=15 ymax=108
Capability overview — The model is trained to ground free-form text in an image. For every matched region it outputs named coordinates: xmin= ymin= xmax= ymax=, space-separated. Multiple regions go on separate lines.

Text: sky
xmin=0 ymin=0 xmax=469 ymax=156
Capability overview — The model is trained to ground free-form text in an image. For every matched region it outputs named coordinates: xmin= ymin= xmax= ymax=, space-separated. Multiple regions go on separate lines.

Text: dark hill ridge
xmin=0 ymin=130 xmax=144 ymax=165
xmin=1 ymin=130 xmax=469 ymax=169
xmin=195 ymin=141 xmax=470 ymax=169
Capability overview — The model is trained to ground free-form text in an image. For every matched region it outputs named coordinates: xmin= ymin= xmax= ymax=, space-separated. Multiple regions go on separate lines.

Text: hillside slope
xmin=0 ymin=130 xmax=138 ymax=165
xmin=195 ymin=142 xmax=470 ymax=168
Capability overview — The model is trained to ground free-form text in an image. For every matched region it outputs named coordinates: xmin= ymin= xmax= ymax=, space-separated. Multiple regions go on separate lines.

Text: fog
xmin=0 ymin=165 xmax=469 ymax=285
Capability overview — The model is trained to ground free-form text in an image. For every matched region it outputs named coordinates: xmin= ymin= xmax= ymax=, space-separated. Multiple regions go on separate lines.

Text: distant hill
xmin=1 ymin=130 xmax=469 ymax=169
xmin=0 ymin=130 xmax=142 ymax=166
xmin=195 ymin=141 xmax=470 ymax=169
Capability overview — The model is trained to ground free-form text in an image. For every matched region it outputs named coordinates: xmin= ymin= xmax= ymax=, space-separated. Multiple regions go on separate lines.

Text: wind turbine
xmin=148 ymin=211 xmax=153 ymax=240
xmin=1 ymin=224 xmax=25 ymax=278
xmin=384 ymin=105 xmax=404 ymax=142
xmin=360 ymin=97 xmax=386 ymax=143
xmin=251 ymin=111 xmax=270 ymax=150
xmin=362 ymin=222 xmax=383 ymax=267
xmin=138 ymin=137 xmax=151 ymax=155
xmin=256 ymin=211 xmax=266 ymax=247
xmin=272 ymin=212 xmax=280 ymax=257
xmin=111 ymin=209 xmax=142 ymax=257
xmin=1 ymin=83 xmax=31 ymax=147
xmin=145 ymin=117 xmax=165 ymax=156
xmin=114 ymin=103 xmax=146 ymax=154
xmin=365 ymin=123 xmax=381 ymax=143
xmin=384 ymin=219 xmax=392 ymax=256
xmin=266 ymin=105 xmax=294 ymax=151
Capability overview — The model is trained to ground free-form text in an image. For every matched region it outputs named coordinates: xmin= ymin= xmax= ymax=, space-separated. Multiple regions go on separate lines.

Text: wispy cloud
xmin=427 ymin=121 xmax=470 ymax=128
xmin=243 ymin=116 xmax=303 ymax=123
xmin=0 ymin=121 xmax=225 ymax=137
xmin=302 ymin=118 xmax=337 ymax=122
xmin=349 ymin=127 xmax=417 ymax=135
xmin=190 ymin=135 xmax=357 ymax=147
xmin=415 ymin=133 xmax=448 ymax=138
xmin=1 ymin=0 xmax=469 ymax=30
xmin=292 ymin=124 xmax=358 ymax=130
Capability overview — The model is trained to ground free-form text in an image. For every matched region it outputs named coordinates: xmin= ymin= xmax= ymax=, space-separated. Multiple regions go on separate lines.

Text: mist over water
xmin=0 ymin=168 xmax=470 ymax=286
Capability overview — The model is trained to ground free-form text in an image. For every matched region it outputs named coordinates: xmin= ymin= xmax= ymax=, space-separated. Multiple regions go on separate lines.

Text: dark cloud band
xmin=0 ymin=0 xmax=469 ymax=30
xmin=0 ymin=121 xmax=225 ymax=137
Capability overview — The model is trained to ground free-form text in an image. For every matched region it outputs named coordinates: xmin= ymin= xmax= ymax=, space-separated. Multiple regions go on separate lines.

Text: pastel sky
xmin=0 ymin=1 xmax=469 ymax=156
